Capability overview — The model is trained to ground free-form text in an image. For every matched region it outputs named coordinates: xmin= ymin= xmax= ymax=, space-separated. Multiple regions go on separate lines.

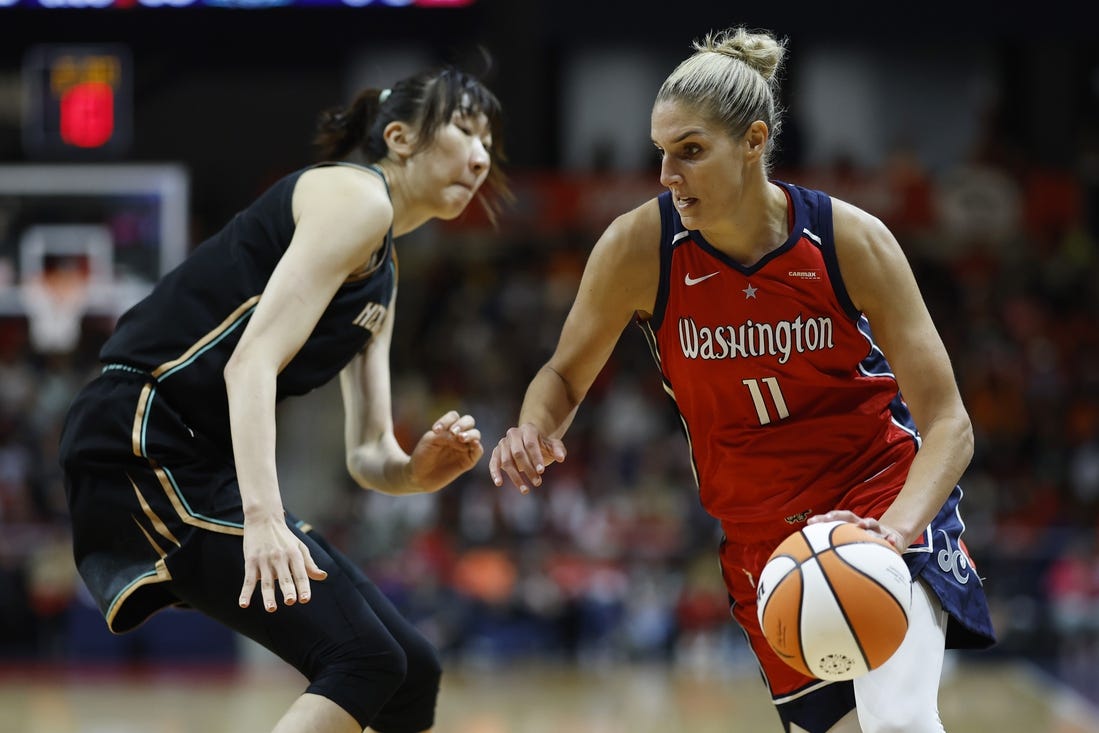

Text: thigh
xmin=165 ymin=522 xmax=404 ymax=678
xmin=304 ymin=529 xmax=434 ymax=660
xmin=722 ymin=537 xmax=832 ymax=701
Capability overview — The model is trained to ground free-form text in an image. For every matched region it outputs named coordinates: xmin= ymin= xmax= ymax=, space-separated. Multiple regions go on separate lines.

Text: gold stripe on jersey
xmin=152 ymin=464 xmax=244 ymax=536
xmin=131 ymin=382 xmax=155 ymax=458
xmin=133 ymin=515 xmax=168 ymax=559
xmin=346 ymin=243 xmax=396 ymax=283
xmin=105 ymin=559 xmax=172 ymax=630
xmin=128 ymin=362 xmax=244 ymax=536
xmin=151 ymin=295 xmax=262 ymax=379
xmin=129 ymin=473 xmax=181 ymax=548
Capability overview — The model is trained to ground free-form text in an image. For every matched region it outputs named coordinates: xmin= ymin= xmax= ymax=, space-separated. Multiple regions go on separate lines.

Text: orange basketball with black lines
xmin=756 ymin=520 xmax=912 ymax=681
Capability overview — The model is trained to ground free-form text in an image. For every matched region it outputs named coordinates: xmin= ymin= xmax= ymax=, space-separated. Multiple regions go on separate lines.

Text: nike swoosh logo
xmin=684 ymin=271 xmax=719 ymax=286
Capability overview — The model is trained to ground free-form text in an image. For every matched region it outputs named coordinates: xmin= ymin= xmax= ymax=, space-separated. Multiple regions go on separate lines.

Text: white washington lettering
xmin=677 ymin=315 xmax=835 ymax=364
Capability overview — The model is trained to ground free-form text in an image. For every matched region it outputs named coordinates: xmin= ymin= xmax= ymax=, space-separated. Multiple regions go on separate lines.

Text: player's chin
xmin=677 ymin=212 xmax=704 ymax=230
xmin=437 ymin=188 xmax=478 ymax=219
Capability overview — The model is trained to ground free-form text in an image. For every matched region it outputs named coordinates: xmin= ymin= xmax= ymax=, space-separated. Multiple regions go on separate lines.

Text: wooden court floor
xmin=3 ymin=658 xmax=1098 ymax=732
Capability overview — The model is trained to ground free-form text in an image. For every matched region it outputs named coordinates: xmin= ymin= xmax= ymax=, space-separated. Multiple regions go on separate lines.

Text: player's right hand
xmin=239 ymin=514 xmax=328 ymax=612
xmin=489 ymin=423 xmax=566 ymax=495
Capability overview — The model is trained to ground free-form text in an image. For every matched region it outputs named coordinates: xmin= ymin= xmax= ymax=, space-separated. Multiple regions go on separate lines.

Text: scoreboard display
xmin=22 ymin=45 xmax=133 ymax=157
xmin=4 ymin=0 xmax=472 ymax=6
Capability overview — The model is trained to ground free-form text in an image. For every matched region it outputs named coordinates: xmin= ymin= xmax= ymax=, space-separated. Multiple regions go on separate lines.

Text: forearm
xmin=880 ymin=412 xmax=974 ymax=547
xmin=519 ymin=364 xmax=583 ymax=439
xmin=225 ymin=363 xmax=284 ymax=519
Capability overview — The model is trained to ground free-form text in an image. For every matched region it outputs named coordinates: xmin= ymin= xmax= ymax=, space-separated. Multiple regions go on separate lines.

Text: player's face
xmin=651 ymin=99 xmax=749 ymax=230
xmin=419 ymin=107 xmax=493 ymax=220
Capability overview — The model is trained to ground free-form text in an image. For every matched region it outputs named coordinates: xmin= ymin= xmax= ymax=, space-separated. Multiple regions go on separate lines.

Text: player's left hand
xmin=408 ymin=410 xmax=483 ymax=492
xmin=808 ymin=510 xmax=906 ymax=552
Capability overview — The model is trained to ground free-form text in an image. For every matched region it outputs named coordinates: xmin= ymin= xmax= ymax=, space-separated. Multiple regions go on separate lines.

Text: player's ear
xmin=744 ymin=120 xmax=768 ymax=160
xmin=383 ymin=121 xmax=415 ymax=160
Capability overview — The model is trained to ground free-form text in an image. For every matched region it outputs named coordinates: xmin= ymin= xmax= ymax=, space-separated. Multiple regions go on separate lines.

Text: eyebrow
xmin=651 ymin=129 xmax=706 ymax=146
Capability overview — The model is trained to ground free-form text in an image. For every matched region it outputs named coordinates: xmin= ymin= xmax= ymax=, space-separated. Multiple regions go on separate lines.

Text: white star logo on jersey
xmin=743 ymin=284 xmax=758 ymax=299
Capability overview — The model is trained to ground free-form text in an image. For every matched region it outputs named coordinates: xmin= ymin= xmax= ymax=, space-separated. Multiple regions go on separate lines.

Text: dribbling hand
xmin=808 ymin=510 xmax=906 ymax=552
xmin=489 ymin=423 xmax=567 ymax=495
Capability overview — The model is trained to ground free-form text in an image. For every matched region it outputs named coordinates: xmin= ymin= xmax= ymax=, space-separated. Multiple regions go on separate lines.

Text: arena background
xmin=1 ymin=1 xmax=1098 ymax=730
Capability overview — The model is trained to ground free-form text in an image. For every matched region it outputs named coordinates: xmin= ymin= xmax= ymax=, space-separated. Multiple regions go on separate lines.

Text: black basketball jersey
xmin=99 ymin=162 xmax=395 ymax=449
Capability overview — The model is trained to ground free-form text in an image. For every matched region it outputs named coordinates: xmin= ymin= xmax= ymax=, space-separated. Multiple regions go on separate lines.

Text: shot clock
xmin=22 ymin=44 xmax=133 ymax=158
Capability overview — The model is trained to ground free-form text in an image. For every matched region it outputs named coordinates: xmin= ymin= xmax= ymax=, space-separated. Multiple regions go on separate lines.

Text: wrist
xmin=394 ymin=455 xmax=421 ymax=493
xmin=242 ymin=502 xmax=284 ymax=522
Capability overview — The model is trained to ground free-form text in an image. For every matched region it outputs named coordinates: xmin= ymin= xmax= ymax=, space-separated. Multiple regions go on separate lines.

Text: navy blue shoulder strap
xmin=779 ymin=181 xmax=859 ymax=321
xmin=647 ymin=191 xmax=686 ymax=332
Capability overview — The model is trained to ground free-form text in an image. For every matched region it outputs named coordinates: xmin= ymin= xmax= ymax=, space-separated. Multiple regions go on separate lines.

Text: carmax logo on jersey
xmin=678 ymin=315 xmax=835 ymax=364
xmin=788 ymin=269 xmax=821 ymax=280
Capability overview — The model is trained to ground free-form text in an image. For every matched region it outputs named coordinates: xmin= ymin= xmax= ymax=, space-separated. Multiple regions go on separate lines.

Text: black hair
xmin=314 ymin=65 xmax=511 ymax=224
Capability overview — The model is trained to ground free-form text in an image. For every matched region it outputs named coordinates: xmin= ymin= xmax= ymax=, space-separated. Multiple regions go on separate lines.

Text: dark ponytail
xmin=313 ymin=88 xmax=389 ymax=162
xmin=312 ymin=66 xmax=512 ymax=224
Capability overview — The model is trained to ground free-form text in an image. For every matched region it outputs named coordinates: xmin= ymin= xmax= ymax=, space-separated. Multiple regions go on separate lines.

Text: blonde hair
xmin=656 ymin=27 xmax=788 ymax=171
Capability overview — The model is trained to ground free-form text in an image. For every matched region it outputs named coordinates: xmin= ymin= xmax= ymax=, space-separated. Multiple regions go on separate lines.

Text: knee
xmin=358 ymin=634 xmax=443 ymax=733
xmin=857 ymin=704 xmax=944 ymax=733
xmin=308 ymin=635 xmax=410 ymax=725
xmin=401 ymin=632 xmax=442 ymax=691
xmin=341 ymin=635 xmax=410 ymax=693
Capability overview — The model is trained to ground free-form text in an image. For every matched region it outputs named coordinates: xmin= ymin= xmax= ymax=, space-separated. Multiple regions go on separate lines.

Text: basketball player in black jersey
xmin=59 ymin=66 xmax=509 ymax=733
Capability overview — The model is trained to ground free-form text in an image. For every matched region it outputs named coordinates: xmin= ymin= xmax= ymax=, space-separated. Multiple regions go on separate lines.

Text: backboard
xmin=0 ymin=164 xmax=188 ymax=351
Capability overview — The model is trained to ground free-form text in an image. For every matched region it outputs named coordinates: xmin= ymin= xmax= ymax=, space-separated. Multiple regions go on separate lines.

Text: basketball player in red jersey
xmin=490 ymin=27 xmax=995 ymax=733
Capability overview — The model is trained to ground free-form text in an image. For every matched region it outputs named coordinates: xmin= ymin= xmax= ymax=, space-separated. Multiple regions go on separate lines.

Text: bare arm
xmin=490 ymin=198 xmax=661 ymax=492
xmin=811 ymin=197 xmax=973 ymax=550
xmin=339 ymin=291 xmax=483 ymax=495
xmin=225 ymin=165 xmax=390 ymax=610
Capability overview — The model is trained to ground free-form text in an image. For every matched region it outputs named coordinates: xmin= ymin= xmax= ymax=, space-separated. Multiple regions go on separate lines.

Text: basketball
xmin=756 ymin=520 xmax=912 ymax=681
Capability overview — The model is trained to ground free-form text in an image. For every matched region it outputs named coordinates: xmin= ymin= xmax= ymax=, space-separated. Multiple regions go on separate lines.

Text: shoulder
xmin=581 ymin=198 xmax=662 ymax=315
xmin=598 ymin=197 xmax=662 ymax=257
xmin=827 ymin=195 xmax=911 ymax=313
xmin=830 ymin=195 xmax=894 ymax=253
xmin=586 ymin=198 xmax=661 ymax=282
xmin=293 ymin=164 xmax=392 ymax=227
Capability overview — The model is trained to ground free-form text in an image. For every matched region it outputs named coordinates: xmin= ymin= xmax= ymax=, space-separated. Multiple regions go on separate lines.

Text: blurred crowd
xmin=1 ymin=130 xmax=1098 ymax=705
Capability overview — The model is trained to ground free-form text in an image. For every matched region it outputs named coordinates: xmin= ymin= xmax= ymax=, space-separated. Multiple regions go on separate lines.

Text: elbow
xmin=224 ymin=343 xmax=281 ymax=393
xmin=939 ymin=403 xmax=974 ymax=467
xmin=345 ymin=445 xmax=408 ymax=495
xmin=345 ymin=450 xmax=371 ymax=490
xmin=543 ymin=363 xmax=585 ymax=410
xmin=223 ymin=353 xmax=239 ymax=388
xmin=957 ymin=412 xmax=975 ymax=465
xmin=223 ymin=348 xmax=252 ymax=391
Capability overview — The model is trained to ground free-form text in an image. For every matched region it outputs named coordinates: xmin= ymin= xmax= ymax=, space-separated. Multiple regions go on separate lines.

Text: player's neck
xmin=701 ymin=180 xmax=789 ymax=267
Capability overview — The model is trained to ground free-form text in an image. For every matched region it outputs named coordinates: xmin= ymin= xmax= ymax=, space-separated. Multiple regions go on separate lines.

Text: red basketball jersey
xmin=637 ymin=183 xmax=918 ymax=542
